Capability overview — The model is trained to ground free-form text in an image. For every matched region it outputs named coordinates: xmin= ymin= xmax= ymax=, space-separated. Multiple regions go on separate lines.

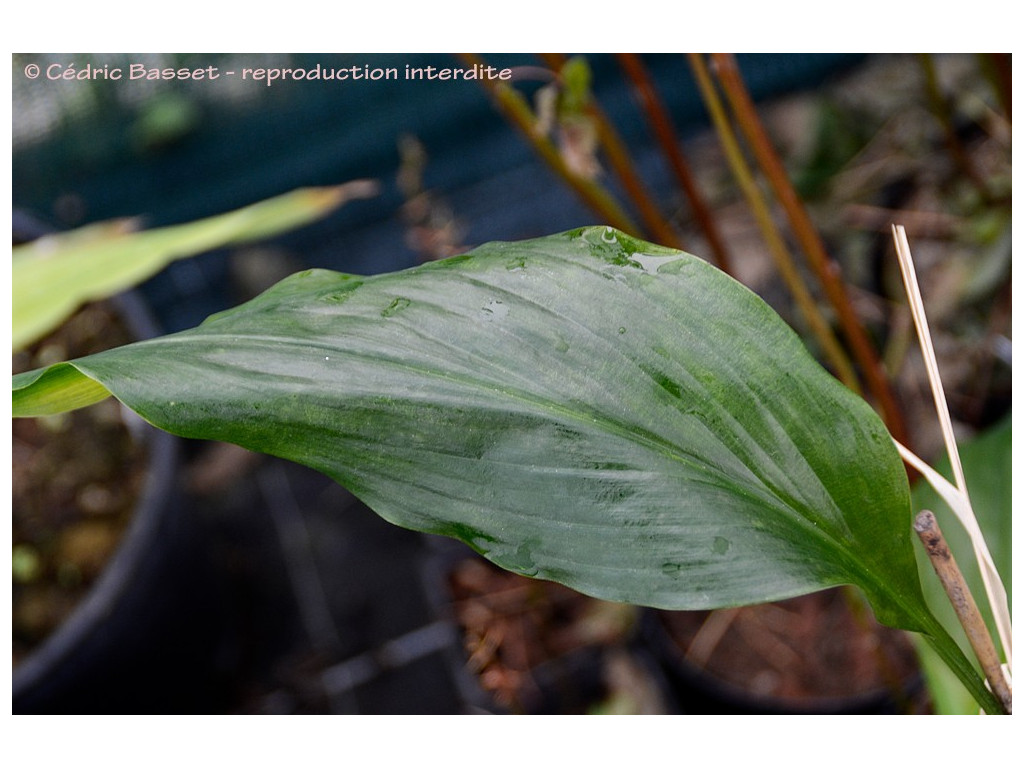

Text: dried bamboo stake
xmin=891 ymin=224 xmax=1011 ymax=669
xmin=614 ymin=53 xmax=735 ymax=275
xmin=913 ymin=510 xmax=1011 ymax=714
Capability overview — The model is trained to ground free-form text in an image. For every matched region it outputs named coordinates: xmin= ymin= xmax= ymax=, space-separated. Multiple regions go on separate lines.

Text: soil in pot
xmin=648 ymin=587 xmax=928 ymax=714
xmin=12 ymin=301 xmax=150 ymax=666
xmin=443 ymin=553 xmax=674 ymax=714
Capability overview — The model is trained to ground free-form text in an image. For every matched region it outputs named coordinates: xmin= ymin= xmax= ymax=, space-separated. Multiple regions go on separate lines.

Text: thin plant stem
xmin=538 ymin=53 xmax=682 ymax=249
xmin=891 ymin=225 xmax=1011 ymax=668
xmin=914 ymin=510 xmax=1011 ymax=714
xmin=684 ymin=608 xmax=740 ymax=667
xmin=917 ymin=54 xmax=992 ymax=203
xmin=614 ymin=53 xmax=735 ymax=275
xmin=687 ymin=53 xmax=860 ymax=393
xmin=458 ymin=53 xmax=641 ymax=236
xmin=979 ymin=53 xmax=1011 ymax=123
xmin=709 ymin=53 xmax=908 ymax=446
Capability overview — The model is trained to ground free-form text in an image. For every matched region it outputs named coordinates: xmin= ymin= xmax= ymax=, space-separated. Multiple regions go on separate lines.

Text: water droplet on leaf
xmin=661 ymin=562 xmax=683 ymax=577
xmin=381 ymin=297 xmax=411 ymax=317
xmin=480 ymin=298 xmax=509 ymax=321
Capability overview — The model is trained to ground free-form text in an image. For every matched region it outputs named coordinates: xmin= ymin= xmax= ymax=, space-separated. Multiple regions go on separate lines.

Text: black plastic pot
xmin=12 ymin=292 xmax=222 ymax=713
xmin=642 ymin=598 xmax=927 ymax=715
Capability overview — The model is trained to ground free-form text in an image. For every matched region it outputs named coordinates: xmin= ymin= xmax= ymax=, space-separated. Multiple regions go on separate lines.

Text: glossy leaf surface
xmin=12 ymin=227 xmax=999 ymax=711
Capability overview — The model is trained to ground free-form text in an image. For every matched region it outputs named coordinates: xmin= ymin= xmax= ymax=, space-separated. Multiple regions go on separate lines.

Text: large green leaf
xmin=11 ymin=227 xmax=1000 ymax=712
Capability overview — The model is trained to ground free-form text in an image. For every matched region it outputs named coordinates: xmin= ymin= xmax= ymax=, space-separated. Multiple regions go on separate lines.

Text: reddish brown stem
xmin=615 ymin=53 xmax=734 ymax=274
xmin=538 ymin=53 xmax=682 ymax=249
xmin=917 ymin=54 xmax=991 ymax=203
xmin=709 ymin=53 xmax=908 ymax=446
xmin=982 ymin=53 xmax=1011 ymax=122
xmin=457 ymin=53 xmax=642 ymax=236
xmin=689 ymin=53 xmax=860 ymax=392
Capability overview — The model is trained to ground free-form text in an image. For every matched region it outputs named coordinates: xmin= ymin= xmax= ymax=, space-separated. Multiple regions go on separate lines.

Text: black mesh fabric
xmin=13 ymin=53 xmax=864 ymax=332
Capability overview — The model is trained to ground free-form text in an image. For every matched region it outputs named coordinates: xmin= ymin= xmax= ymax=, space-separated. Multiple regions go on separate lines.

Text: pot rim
xmin=12 ymin=291 xmax=180 ymax=698
xmin=642 ymin=606 xmax=924 ymax=714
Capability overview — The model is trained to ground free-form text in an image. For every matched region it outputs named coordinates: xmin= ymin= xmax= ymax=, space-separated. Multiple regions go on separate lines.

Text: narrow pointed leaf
xmin=11 ymin=227 xmax=1000 ymax=712
xmin=13 ymin=182 xmax=377 ymax=351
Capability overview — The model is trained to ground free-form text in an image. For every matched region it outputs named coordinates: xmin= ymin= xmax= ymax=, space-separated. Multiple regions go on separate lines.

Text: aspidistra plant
xmin=11 ymin=226 xmax=1009 ymax=713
